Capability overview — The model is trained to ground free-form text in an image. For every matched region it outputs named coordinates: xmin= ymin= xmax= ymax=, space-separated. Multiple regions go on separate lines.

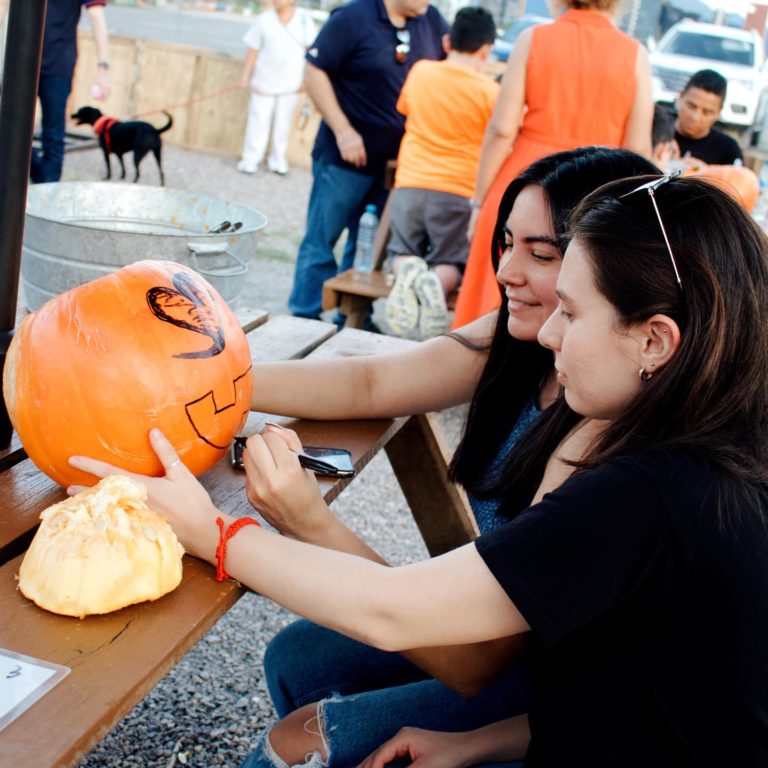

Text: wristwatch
xmin=97 ymin=61 xmax=110 ymax=70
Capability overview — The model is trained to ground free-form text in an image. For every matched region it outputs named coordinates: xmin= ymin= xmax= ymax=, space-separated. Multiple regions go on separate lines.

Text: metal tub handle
xmin=186 ymin=241 xmax=249 ymax=278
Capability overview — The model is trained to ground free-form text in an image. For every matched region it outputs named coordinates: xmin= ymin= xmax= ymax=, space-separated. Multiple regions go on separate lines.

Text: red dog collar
xmin=93 ymin=115 xmax=119 ymax=153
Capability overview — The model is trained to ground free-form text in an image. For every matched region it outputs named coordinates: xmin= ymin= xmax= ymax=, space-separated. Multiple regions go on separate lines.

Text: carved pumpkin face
xmin=3 ymin=260 xmax=252 ymax=487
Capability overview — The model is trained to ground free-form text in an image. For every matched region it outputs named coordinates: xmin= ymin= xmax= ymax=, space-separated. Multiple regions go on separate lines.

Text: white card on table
xmin=0 ymin=647 xmax=70 ymax=730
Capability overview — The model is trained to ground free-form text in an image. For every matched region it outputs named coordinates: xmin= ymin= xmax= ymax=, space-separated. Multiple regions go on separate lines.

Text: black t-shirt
xmin=675 ymin=128 xmax=743 ymax=166
xmin=306 ymin=0 xmax=447 ymax=176
xmin=42 ymin=0 xmax=105 ymax=80
xmin=476 ymin=448 xmax=768 ymax=766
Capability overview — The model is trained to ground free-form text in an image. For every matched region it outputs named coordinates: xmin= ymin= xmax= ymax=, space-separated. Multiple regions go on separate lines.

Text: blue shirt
xmin=306 ymin=0 xmax=447 ymax=176
xmin=42 ymin=0 xmax=105 ymax=80
xmin=469 ymin=396 xmax=541 ymax=534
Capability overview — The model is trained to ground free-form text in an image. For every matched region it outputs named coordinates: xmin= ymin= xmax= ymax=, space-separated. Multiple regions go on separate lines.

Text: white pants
xmin=240 ymin=91 xmax=299 ymax=173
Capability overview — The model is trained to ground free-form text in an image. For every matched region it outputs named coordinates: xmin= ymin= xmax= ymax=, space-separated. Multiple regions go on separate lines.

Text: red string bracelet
xmin=215 ymin=516 xmax=261 ymax=581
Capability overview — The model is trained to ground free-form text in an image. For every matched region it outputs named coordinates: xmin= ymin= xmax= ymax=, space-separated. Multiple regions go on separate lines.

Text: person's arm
xmin=0 ymin=0 xmax=9 ymax=26
xmin=472 ymin=27 xmax=532 ymax=211
xmin=86 ymin=4 xmax=111 ymax=100
xmin=304 ymin=60 xmax=366 ymax=167
xmin=360 ymin=717 xmax=531 ymax=768
xmin=68 ymin=430 xmax=530 ymax=652
xmin=620 ymin=44 xmax=653 ymax=158
xmin=249 ymin=312 xmax=496 ymax=419
xmin=238 ymin=48 xmax=259 ymax=89
xmin=243 ymin=422 xmax=525 ymax=695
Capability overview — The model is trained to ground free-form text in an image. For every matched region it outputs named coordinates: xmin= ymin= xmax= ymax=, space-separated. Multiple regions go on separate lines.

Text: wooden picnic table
xmin=0 ymin=310 xmax=476 ymax=768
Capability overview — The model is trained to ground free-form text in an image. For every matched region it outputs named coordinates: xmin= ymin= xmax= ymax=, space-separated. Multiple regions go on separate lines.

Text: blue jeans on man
xmin=238 ymin=619 xmax=529 ymax=768
xmin=30 ymin=74 xmax=72 ymax=184
xmin=288 ymin=158 xmax=388 ymax=322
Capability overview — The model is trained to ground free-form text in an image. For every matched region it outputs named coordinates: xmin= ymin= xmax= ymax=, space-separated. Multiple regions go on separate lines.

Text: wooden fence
xmin=70 ymin=32 xmax=320 ymax=168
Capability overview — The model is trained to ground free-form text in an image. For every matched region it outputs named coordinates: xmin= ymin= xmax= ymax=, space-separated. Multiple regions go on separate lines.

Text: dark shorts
xmin=387 ymin=187 xmax=471 ymax=270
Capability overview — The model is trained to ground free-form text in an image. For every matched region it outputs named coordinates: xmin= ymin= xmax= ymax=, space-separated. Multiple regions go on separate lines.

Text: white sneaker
xmin=236 ymin=160 xmax=258 ymax=174
xmin=385 ymin=256 xmax=427 ymax=336
xmin=414 ymin=269 xmax=449 ymax=337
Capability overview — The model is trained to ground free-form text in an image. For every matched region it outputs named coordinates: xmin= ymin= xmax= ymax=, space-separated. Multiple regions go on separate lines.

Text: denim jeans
xmin=239 ymin=619 xmax=530 ymax=768
xmin=288 ymin=158 xmax=388 ymax=320
xmin=30 ymin=74 xmax=72 ymax=184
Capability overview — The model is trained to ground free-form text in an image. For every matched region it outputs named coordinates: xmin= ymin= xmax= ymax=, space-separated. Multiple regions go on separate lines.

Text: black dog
xmin=71 ymin=106 xmax=173 ymax=185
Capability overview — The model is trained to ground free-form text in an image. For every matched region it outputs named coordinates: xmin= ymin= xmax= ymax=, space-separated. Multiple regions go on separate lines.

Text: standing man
xmin=27 ymin=0 xmax=112 ymax=183
xmin=287 ymin=0 xmax=448 ymax=322
xmin=236 ymin=0 xmax=316 ymax=176
xmin=674 ymin=69 xmax=743 ymax=167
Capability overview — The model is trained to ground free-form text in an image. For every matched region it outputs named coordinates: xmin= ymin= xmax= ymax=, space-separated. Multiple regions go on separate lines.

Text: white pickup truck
xmin=651 ymin=19 xmax=766 ymax=136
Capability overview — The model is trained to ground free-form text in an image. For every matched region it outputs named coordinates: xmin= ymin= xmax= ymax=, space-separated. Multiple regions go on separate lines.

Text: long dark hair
xmin=498 ymin=175 xmax=768 ymax=513
xmin=450 ymin=147 xmax=659 ymax=498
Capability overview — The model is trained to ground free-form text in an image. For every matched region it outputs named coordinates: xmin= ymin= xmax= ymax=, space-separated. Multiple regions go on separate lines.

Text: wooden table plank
xmin=234 ymin=306 xmax=269 ymax=333
xmin=247 ymin=315 xmax=336 ymax=363
xmin=0 ymin=434 xmax=26 ymax=473
xmin=308 ymin=326 xmax=417 ymax=357
xmin=0 ymin=462 xmax=65 ymax=566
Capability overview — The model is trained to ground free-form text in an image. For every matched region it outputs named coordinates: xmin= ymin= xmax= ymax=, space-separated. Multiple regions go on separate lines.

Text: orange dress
xmin=452 ymin=9 xmax=639 ymax=328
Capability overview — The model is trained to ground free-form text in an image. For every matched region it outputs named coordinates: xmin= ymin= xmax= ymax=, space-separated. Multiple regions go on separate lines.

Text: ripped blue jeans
xmin=238 ymin=620 xmax=529 ymax=768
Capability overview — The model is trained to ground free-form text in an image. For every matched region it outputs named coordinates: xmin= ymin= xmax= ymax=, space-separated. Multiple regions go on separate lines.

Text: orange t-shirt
xmin=394 ymin=59 xmax=499 ymax=198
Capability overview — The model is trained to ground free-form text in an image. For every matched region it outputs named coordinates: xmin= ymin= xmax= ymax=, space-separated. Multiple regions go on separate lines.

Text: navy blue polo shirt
xmin=41 ymin=0 xmax=105 ymax=80
xmin=306 ymin=0 xmax=447 ymax=176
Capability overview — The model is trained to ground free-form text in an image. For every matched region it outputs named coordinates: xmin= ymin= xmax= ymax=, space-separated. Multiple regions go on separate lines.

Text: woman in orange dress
xmin=452 ymin=0 xmax=652 ymax=327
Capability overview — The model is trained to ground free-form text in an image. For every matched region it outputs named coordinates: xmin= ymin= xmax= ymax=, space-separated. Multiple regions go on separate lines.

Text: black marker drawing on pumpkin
xmin=146 ymin=272 xmax=225 ymax=358
xmin=184 ymin=365 xmax=253 ymax=449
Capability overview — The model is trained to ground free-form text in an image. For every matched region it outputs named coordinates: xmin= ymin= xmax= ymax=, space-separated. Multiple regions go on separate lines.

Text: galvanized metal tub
xmin=22 ymin=182 xmax=268 ymax=310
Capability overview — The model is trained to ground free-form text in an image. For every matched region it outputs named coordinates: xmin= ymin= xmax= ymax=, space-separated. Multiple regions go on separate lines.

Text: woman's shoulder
xmin=587 ymin=446 xmax=715 ymax=489
xmin=544 ymin=446 xmax=719 ymax=516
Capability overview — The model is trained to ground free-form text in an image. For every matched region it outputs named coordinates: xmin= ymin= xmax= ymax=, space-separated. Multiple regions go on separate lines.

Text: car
xmin=650 ymin=19 xmax=767 ymax=133
xmin=491 ymin=15 xmax=551 ymax=63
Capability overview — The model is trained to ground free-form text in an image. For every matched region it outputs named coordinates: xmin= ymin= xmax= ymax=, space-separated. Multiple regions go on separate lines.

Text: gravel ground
xmin=58 ymin=144 xmax=468 ymax=768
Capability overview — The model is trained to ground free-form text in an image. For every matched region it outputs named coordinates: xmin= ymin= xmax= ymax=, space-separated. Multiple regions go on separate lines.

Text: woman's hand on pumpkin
xmin=68 ymin=429 xmax=220 ymax=557
xmin=242 ymin=425 xmax=332 ymax=542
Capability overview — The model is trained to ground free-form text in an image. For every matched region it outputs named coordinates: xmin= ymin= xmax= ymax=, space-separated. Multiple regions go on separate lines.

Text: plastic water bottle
xmin=354 ymin=204 xmax=378 ymax=273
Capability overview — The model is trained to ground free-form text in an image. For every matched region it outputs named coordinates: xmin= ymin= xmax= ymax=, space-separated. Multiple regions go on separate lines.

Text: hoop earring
xmin=639 ymin=367 xmax=654 ymax=382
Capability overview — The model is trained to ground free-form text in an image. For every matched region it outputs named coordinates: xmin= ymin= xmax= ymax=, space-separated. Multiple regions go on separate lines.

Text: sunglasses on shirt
xmin=395 ymin=28 xmax=410 ymax=64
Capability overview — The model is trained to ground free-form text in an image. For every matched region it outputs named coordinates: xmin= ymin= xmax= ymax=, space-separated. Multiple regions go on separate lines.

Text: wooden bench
xmin=321 ymin=178 xmax=459 ymax=330
xmin=0 ymin=310 xmax=476 ymax=767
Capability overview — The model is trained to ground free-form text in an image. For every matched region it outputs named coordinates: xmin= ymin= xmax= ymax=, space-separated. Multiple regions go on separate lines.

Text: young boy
xmin=385 ymin=7 xmax=499 ymax=337
xmin=651 ymin=102 xmax=678 ymax=171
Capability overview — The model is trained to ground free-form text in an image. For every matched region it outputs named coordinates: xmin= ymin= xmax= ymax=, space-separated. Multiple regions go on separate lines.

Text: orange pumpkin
xmin=687 ymin=164 xmax=760 ymax=213
xmin=3 ymin=260 xmax=252 ymax=487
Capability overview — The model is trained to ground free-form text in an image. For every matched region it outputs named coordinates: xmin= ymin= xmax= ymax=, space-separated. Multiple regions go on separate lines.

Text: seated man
xmin=674 ymin=69 xmax=743 ymax=167
xmin=385 ymin=6 xmax=499 ymax=338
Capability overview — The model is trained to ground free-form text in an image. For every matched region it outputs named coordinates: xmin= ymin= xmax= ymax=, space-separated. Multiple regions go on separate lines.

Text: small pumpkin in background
xmin=18 ymin=475 xmax=184 ymax=618
xmin=685 ymin=163 xmax=760 ymax=213
xmin=3 ymin=259 xmax=252 ymax=487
